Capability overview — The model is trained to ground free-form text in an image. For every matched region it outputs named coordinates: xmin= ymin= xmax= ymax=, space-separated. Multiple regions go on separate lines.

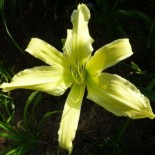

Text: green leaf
xmin=131 ymin=61 xmax=145 ymax=74
xmin=0 ymin=0 xmax=24 ymax=54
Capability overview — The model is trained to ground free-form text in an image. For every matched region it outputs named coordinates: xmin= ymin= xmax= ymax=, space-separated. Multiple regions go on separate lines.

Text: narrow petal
xmin=63 ymin=4 xmax=94 ymax=65
xmin=26 ymin=38 xmax=66 ymax=67
xmin=58 ymin=84 xmax=85 ymax=151
xmin=86 ymin=39 xmax=133 ymax=76
xmin=0 ymin=66 xmax=73 ymax=96
xmin=86 ymin=73 xmax=155 ymax=119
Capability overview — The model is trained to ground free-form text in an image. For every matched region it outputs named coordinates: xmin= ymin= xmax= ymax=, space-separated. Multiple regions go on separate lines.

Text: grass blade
xmin=0 ymin=0 xmax=24 ymax=54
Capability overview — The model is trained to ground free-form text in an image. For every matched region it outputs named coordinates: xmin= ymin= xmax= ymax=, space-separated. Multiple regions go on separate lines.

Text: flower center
xmin=70 ymin=62 xmax=86 ymax=84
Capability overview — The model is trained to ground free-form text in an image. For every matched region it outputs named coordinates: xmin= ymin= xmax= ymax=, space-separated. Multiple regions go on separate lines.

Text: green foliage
xmin=23 ymin=91 xmax=60 ymax=135
xmin=0 ymin=60 xmax=14 ymax=123
xmin=112 ymin=118 xmax=131 ymax=155
xmin=0 ymin=92 xmax=14 ymax=123
xmin=91 ymin=0 xmax=126 ymax=41
xmin=0 ymin=91 xmax=60 ymax=155
xmin=131 ymin=61 xmax=145 ymax=74
xmin=0 ymin=121 xmax=40 ymax=155
xmin=91 ymin=0 xmax=155 ymax=52
xmin=0 ymin=60 xmax=12 ymax=83
xmin=0 ymin=0 xmax=24 ymax=54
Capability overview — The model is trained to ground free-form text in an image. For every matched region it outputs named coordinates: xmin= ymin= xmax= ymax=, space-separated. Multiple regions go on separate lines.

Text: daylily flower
xmin=0 ymin=4 xmax=154 ymax=152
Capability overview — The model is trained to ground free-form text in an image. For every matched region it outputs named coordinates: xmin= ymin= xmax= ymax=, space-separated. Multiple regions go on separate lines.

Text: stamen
xmin=70 ymin=61 xmax=86 ymax=84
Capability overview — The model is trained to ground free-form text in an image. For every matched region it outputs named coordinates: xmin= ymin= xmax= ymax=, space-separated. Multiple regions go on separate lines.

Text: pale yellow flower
xmin=0 ymin=4 xmax=154 ymax=152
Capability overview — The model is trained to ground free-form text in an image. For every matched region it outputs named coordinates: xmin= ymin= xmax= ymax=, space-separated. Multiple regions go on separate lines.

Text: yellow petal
xmin=86 ymin=39 xmax=133 ymax=76
xmin=58 ymin=84 xmax=85 ymax=151
xmin=26 ymin=38 xmax=66 ymax=67
xmin=86 ymin=73 xmax=155 ymax=119
xmin=63 ymin=4 xmax=93 ymax=65
xmin=0 ymin=66 xmax=72 ymax=96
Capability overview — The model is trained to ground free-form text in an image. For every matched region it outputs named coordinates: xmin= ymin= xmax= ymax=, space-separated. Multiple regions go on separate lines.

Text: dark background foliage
xmin=0 ymin=0 xmax=155 ymax=154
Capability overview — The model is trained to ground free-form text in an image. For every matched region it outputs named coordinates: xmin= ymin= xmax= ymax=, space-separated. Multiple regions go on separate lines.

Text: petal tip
xmin=71 ymin=4 xmax=90 ymax=23
xmin=0 ymin=83 xmax=9 ymax=92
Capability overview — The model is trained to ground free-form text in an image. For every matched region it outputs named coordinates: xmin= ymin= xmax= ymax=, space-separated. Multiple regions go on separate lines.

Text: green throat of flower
xmin=70 ymin=62 xmax=86 ymax=85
